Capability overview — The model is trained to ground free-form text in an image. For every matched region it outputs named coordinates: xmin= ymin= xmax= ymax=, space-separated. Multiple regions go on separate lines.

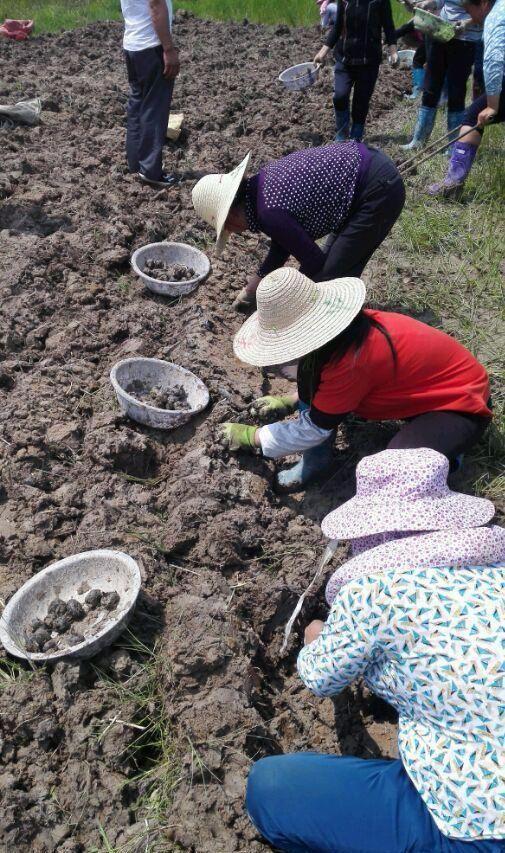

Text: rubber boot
xmin=350 ymin=122 xmax=365 ymax=142
xmin=404 ymin=66 xmax=425 ymax=100
xmin=401 ymin=106 xmax=437 ymax=150
xmin=275 ymin=434 xmax=335 ymax=492
xmin=426 ymin=141 xmax=477 ymax=198
xmin=334 ymin=109 xmax=350 ymax=142
xmin=446 ymin=109 xmax=466 ymax=154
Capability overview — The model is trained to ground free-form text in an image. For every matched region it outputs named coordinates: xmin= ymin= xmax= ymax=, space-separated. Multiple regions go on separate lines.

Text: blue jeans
xmin=246 ymin=754 xmax=504 ymax=853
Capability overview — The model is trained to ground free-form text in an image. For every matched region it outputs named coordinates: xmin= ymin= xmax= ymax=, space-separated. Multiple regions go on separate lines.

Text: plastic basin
xmin=413 ymin=9 xmax=455 ymax=42
xmin=110 ymin=357 xmax=210 ymax=430
xmin=0 ymin=550 xmax=141 ymax=662
xmin=278 ymin=62 xmax=320 ymax=92
xmin=131 ymin=241 xmax=210 ymax=297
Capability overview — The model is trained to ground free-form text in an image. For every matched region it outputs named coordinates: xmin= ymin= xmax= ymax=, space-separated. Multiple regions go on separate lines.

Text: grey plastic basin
xmin=131 ymin=241 xmax=210 ymax=297
xmin=0 ymin=549 xmax=141 ymax=662
xmin=110 ymin=357 xmax=210 ymax=430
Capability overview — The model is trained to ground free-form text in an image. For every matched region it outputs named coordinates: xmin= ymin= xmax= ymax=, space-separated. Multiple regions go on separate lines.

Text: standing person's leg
xmin=246 ymin=753 xmax=502 ymax=852
xmin=405 ymin=42 xmax=426 ymax=100
xmin=426 ymin=85 xmax=505 ymax=196
xmin=135 ymin=45 xmax=175 ymax=182
xmin=388 ymin=410 xmax=491 ymax=467
xmin=124 ymin=50 xmax=143 ymax=173
xmin=446 ymin=38 xmax=476 ymax=146
xmin=333 ymin=59 xmax=353 ymax=141
xmin=402 ymin=38 xmax=445 ymax=149
xmin=317 ymin=150 xmax=405 ymax=280
xmin=349 ymin=63 xmax=380 ymax=140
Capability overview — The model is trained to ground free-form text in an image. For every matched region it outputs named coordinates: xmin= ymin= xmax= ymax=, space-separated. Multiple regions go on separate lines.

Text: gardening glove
xmin=221 ymin=422 xmax=258 ymax=451
xmin=252 ymin=395 xmax=297 ymax=418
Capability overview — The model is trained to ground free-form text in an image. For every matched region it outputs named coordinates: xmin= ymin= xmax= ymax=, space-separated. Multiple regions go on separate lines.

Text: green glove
xmin=221 ymin=422 xmax=258 ymax=451
xmin=253 ymin=395 xmax=297 ymax=417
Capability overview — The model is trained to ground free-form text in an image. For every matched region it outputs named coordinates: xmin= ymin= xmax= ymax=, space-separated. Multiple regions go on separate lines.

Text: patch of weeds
xmin=0 ymin=657 xmax=36 ymax=689
xmin=116 ymin=275 xmax=131 ymax=296
xmin=91 ymin=631 xmax=181 ymax=852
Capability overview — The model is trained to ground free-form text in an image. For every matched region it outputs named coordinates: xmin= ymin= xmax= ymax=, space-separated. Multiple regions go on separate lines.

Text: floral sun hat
xmin=321 ymin=448 xmax=495 ymax=541
xmin=325 ymin=525 xmax=505 ymax=604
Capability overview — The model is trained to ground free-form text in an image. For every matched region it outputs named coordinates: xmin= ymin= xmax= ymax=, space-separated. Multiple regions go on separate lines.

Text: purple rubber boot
xmin=426 ymin=142 xmax=477 ymax=198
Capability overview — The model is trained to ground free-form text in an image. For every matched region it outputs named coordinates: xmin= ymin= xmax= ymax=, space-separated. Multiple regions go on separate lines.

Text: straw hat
xmin=321 ymin=448 xmax=496 ymax=541
xmin=233 ymin=267 xmax=366 ymax=367
xmin=191 ymin=152 xmax=251 ymax=256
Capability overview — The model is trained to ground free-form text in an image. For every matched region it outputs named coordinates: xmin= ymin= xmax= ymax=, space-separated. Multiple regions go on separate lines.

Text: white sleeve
xmin=257 ymin=409 xmax=333 ymax=459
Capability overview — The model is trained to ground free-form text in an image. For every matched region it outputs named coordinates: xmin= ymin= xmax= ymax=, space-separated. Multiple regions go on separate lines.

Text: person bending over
xmin=192 ymin=143 xmax=405 ymax=312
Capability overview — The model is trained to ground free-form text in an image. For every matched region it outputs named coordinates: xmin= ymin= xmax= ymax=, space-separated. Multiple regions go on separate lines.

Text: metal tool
xmin=398 ymin=124 xmax=479 ymax=177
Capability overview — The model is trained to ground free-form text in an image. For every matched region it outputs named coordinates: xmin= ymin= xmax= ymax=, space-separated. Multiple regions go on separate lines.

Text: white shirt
xmin=121 ymin=0 xmax=173 ymax=52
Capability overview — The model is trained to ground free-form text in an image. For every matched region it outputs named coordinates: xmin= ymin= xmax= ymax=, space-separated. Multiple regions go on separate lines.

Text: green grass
xmin=89 ymin=631 xmax=181 ymax=852
xmin=370 ymin=115 xmax=505 ymax=503
xmin=0 ymin=0 xmax=409 ymax=32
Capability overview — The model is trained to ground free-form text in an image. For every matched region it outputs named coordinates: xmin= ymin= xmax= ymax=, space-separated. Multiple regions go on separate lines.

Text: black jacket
xmin=325 ymin=0 xmax=396 ymax=66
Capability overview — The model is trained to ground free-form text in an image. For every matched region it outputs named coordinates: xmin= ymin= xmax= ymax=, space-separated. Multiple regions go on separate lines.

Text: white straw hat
xmin=233 ymin=267 xmax=366 ymax=367
xmin=191 ymin=152 xmax=251 ymax=256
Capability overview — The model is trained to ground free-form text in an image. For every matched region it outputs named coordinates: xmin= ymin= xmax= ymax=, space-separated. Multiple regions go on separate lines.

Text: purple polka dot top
xmin=245 ymin=141 xmax=367 ymax=278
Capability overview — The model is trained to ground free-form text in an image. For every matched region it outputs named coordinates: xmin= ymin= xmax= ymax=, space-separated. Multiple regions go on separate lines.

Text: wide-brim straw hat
xmin=321 ymin=448 xmax=496 ymax=541
xmin=191 ymin=152 xmax=251 ymax=256
xmin=233 ymin=267 xmax=366 ymax=367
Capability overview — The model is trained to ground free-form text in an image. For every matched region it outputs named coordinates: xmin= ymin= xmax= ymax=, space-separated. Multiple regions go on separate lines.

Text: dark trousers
xmin=388 ymin=410 xmax=490 ymax=461
xmin=422 ymin=38 xmax=476 ymax=112
xmin=317 ymin=148 xmax=405 ymax=280
xmin=124 ymin=45 xmax=174 ymax=180
xmin=333 ymin=59 xmax=380 ymax=126
xmin=464 ymin=80 xmax=505 ymax=132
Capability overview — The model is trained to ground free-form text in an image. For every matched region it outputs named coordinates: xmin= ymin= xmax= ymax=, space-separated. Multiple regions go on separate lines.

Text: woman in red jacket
xmin=222 ymin=268 xmax=492 ymax=491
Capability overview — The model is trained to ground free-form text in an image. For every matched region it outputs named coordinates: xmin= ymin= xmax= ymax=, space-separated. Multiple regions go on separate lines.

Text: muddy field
xmin=0 ymin=16 xmax=413 ymax=852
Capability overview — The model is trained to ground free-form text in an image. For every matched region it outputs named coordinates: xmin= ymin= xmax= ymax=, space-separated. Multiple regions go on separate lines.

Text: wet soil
xmin=0 ymin=15 xmax=409 ymax=852
xmin=126 ymin=379 xmax=190 ymax=411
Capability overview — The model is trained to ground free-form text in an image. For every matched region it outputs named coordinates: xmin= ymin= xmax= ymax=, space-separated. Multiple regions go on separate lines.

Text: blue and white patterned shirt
xmin=484 ymin=0 xmax=505 ymax=96
xmin=297 ymin=563 xmax=505 ymax=840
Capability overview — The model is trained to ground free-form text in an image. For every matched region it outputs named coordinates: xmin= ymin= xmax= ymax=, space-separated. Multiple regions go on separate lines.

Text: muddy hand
xmin=221 ymin=422 xmax=258 ymax=451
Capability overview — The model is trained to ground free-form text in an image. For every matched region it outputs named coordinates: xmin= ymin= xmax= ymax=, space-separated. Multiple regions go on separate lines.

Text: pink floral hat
xmin=321 ymin=448 xmax=495 ymax=540
xmin=325 ymin=525 xmax=505 ymax=604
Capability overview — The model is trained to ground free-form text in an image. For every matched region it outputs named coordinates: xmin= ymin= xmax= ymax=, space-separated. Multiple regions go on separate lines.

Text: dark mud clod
xmin=101 ymin=591 xmax=120 ymax=611
xmin=66 ymin=599 xmax=85 ymax=620
xmin=144 ymin=259 xmax=196 ymax=282
xmin=48 ymin=598 xmax=68 ymax=618
xmin=85 ymin=588 xmax=102 ymax=609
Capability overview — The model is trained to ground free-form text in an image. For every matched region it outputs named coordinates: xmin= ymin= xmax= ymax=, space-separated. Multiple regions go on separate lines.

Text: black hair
xmin=297 ymin=310 xmax=397 ymax=404
xmin=232 ymin=179 xmax=248 ymax=208
xmin=464 ymin=0 xmax=495 ymax=6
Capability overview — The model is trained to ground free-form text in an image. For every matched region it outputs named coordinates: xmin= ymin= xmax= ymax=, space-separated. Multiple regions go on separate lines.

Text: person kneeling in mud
xmin=191 ymin=143 xmax=405 ymax=312
xmin=246 ymin=450 xmax=505 ymax=853
xmin=220 ymin=267 xmax=492 ymax=491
